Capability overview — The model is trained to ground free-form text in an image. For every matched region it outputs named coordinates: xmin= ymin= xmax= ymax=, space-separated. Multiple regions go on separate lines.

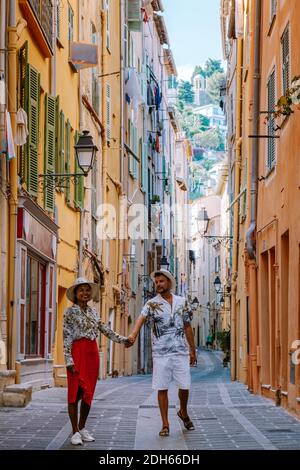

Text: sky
xmin=163 ymin=0 xmax=223 ymax=81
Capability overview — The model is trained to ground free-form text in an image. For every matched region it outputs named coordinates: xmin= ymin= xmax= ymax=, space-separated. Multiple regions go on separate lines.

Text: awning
xmin=70 ymin=42 xmax=98 ymax=70
xmin=153 ymin=13 xmax=170 ymax=46
xmin=163 ymin=49 xmax=177 ymax=77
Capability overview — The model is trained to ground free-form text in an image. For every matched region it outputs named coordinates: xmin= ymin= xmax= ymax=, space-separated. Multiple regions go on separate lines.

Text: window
xmin=215 ymin=255 xmax=220 ymax=273
xmin=91 ymin=24 xmax=99 ymax=113
xmin=68 ymin=3 xmax=74 ymax=50
xmin=91 ymin=166 xmax=97 ymax=252
xmin=128 ymin=119 xmax=138 ymax=179
xmin=57 ymin=3 xmax=61 ymax=39
xmin=104 ymin=0 xmax=110 ymax=50
xmin=106 ymin=84 xmax=112 ymax=141
xmin=281 ymin=24 xmax=290 ymax=95
xmin=65 ymin=120 xmax=71 ymax=203
xmin=270 ymin=0 xmax=277 ymax=22
xmin=20 ymin=0 xmax=53 ymax=56
xmin=25 ymin=256 xmax=46 ymax=357
xmin=267 ymin=69 xmax=276 ymax=171
xmin=74 ymin=131 xmax=84 ymax=209
xmin=130 ymin=241 xmax=137 ymax=294
xmin=141 ymin=138 xmax=147 ymax=192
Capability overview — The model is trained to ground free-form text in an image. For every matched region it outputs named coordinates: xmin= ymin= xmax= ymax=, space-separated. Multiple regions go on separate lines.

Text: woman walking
xmin=63 ymin=277 xmax=129 ymax=445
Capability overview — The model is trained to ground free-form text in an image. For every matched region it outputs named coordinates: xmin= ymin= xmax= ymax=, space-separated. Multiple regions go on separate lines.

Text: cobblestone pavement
xmin=0 ymin=350 xmax=300 ymax=450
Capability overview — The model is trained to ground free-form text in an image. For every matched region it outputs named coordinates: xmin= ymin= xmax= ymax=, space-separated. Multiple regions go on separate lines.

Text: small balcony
xmin=19 ymin=0 xmax=53 ymax=58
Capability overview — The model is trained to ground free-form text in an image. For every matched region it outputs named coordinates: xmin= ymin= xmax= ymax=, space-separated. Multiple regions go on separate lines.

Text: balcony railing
xmin=20 ymin=0 xmax=53 ymax=57
xmin=29 ymin=0 xmax=52 ymax=48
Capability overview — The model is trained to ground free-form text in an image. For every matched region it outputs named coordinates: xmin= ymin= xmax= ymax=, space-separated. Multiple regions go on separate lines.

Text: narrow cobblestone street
xmin=1 ymin=351 xmax=300 ymax=451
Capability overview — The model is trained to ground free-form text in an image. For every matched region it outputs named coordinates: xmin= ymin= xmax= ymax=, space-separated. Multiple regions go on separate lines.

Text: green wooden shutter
xmin=27 ymin=64 xmax=40 ymax=196
xmin=106 ymin=84 xmax=111 ymax=141
xmin=74 ymin=131 xmax=84 ymax=209
xmin=65 ymin=120 xmax=71 ymax=203
xmin=128 ymin=119 xmax=133 ymax=175
xmin=19 ymin=42 xmax=28 ymax=182
xmin=133 ymin=126 xmax=138 ymax=178
xmin=162 ymin=155 xmax=166 ymax=191
xmin=141 ymin=64 xmax=147 ymax=103
xmin=141 ymin=140 xmax=147 ymax=192
xmin=44 ymin=94 xmax=56 ymax=212
xmin=55 ymin=96 xmax=60 ymax=175
xmin=128 ymin=0 xmax=142 ymax=32
xmin=58 ymin=110 xmax=65 ymax=191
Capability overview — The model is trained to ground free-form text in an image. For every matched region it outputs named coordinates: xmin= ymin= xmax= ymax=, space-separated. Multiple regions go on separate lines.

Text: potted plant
xmin=151 ymin=194 xmax=160 ymax=203
xmin=265 ymin=75 xmax=300 ymax=125
xmin=217 ymin=330 xmax=230 ymax=368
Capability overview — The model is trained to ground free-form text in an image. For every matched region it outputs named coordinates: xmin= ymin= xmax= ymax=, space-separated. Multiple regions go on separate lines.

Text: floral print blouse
xmin=141 ymin=294 xmax=193 ymax=357
xmin=63 ymin=304 xmax=127 ymax=367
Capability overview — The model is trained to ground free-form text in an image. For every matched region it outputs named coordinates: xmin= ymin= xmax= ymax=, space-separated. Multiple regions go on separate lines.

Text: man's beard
xmin=156 ymin=287 xmax=168 ymax=294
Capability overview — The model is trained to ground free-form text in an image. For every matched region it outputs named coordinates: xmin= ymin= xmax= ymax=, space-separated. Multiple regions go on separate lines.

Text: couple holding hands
xmin=63 ymin=269 xmax=197 ymax=445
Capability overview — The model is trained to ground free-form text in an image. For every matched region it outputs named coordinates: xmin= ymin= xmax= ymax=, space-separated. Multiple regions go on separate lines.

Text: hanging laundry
xmin=15 ymin=107 xmax=29 ymax=146
xmin=155 ymin=132 xmax=160 ymax=153
xmin=142 ymin=7 xmax=149 ymax=23
xmin=5 ymin=110 xmax=16 ymax=159
xmin=125 ymin=67 xmax=144 ymax=124
xmin=154 ymin=84 xmax=162 ymax=111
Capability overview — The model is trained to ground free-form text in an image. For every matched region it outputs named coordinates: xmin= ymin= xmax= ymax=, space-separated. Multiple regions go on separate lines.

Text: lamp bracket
xmin=38 ymin=173 xmax=86 ymax=191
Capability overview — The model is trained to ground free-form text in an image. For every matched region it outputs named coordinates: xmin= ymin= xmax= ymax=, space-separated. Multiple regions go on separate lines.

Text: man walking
xmin=127 ymin=269 xmax=197 ymax=437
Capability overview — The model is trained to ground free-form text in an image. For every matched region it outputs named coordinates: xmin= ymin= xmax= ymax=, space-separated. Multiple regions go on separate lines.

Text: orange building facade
xmin=221 ymin=0 xmax=300 ymax=416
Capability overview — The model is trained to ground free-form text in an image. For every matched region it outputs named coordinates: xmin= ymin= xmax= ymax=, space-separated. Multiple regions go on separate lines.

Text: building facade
xmin=221 ymin=0 xmax=300 ymax=416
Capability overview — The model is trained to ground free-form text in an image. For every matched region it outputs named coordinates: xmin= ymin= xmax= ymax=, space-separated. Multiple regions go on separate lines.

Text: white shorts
xmin=152 ymin=354 xmax=191 ymax=391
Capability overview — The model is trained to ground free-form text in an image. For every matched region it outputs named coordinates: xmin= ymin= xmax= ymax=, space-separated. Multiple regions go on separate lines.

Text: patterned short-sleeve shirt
xmin=63 ymin=304 xmax=127 ymax=367
xmin=141 ymin=294 xmax=192 ymax=357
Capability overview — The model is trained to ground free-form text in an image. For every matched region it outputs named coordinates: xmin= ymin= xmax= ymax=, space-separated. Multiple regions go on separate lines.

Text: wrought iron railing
xmin=29 ymin=0 xmax=53 ymax=48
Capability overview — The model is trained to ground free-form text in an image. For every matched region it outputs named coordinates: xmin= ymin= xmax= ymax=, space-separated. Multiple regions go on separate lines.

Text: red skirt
xmin=67 ymin=338 xmax=100 ymax=406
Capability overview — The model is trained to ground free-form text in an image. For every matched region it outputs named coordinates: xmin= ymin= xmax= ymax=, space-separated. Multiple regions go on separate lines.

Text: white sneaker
xmin=71 ymin=432 xmax=83 ymax=445
xmin=79 ymin=428 xmax=95 ymax=442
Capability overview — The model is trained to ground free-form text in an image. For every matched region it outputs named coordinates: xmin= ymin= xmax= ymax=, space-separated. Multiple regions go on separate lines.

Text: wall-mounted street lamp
xmin=74 ymin=130 xmax=98 ymax=175
xmin=39 ymin=130 xmax=98 ymax=189
xmin=160 ymin=255 xmax=170 ymax=271
xmin=196 ymin=207 xmax=209 ymax=234
xmin=214 ymin=276 xmax=231 ymax=296
xmin=202 ymin=234 xmax=233 ymax=248
xmin=191 ymin=297 xmax=200 ymax=310
xmin=214 ymin=276 xmax=231 ymax=309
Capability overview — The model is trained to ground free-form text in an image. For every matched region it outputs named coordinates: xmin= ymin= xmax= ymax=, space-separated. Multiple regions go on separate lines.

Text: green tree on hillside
xmin=204 ymin=58 xmax=224 ymax=77
xmin=178 ymin=80 xmax=194 ymax=105
xmin=206 ymin=71 xmax=226 ymax=105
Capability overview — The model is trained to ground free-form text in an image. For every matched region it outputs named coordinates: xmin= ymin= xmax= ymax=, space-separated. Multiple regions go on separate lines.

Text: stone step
xmin=2 ymin=383 xmax=32 ymax=407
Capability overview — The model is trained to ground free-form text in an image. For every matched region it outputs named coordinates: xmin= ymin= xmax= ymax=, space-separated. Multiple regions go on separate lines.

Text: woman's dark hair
xmin=73 ymin=283 xmax=91 ymax=304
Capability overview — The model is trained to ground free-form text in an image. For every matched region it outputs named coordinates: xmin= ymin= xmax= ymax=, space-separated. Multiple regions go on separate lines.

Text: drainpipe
xmin=100 ymin=6 xmax=108 ymax=377
xmin=0 ymin=0 xmax=7 ymax=353
xmin=246 ymin=0 xmax=261 ymax=260
xmin=78 ymin=0 xmax=84 ymax=277
xmin=7 ymin=0 xmax=17 ymax=370
xmin=118 ymin=0 xmax=126 ymax=375
xmin=246 ymin=0 xmax=261 ymax=394
xmin=231 ymin=36 xmax=243 ymax=381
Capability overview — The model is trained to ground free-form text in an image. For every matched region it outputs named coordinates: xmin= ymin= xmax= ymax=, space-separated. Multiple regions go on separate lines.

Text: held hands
xmin=125 ymin=334 xmax=136 ymax=348
xmin=190 ymin=349 xmax=197 ymax=367
xmin=66 ymin=365 xmax=76 ymax=374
